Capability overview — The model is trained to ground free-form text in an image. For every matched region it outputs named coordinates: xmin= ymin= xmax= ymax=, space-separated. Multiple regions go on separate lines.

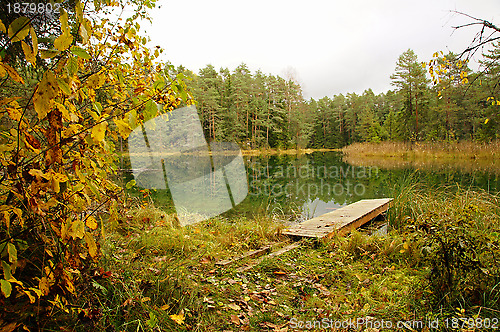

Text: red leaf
xmin=25 ymin=133 xmax=41 ymax=149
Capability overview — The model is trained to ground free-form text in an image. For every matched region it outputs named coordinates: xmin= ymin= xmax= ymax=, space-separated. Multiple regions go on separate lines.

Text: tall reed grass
xmin=343 ymin=140 xmax=500 ymax=159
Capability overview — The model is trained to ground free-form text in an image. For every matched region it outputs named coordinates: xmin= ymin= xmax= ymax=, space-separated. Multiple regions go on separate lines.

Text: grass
xmin=45 ymin=181 xmax=500 ymax=331
xmin=342 ymin=140 xmax=500 ymax=159
xmin=342 ymin=140 xmax=500 ymax=174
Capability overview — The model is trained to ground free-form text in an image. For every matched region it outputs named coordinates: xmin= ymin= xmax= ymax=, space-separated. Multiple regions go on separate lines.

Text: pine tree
xmin=390 ymin=49 xmax=429 ymax=140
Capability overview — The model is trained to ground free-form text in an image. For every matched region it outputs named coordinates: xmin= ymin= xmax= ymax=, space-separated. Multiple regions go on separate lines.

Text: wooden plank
xmin=236 ymin=242 xmax=302 ymax=273
xmin=215 ymin=244 xmax=273 ymax=266
xmin=282 ymin=198 xmax=393 ymax=239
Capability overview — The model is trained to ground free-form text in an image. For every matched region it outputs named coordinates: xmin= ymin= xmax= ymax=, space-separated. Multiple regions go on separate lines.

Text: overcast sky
xmin=144 ymin=0 xmax=500 ymax=100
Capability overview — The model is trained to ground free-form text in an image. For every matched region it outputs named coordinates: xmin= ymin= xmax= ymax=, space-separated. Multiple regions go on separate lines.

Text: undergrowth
xmin=40 ymin=182 xmax=500 ymax=331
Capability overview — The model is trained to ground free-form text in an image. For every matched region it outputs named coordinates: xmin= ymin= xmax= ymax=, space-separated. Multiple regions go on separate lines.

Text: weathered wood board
xmin=282 ymin=198 xmax=393 ymax=239
xmin=235 ymin=242 xmax=303 ymax=272
xmin=215 ymin=244 xmax=273 ymax=266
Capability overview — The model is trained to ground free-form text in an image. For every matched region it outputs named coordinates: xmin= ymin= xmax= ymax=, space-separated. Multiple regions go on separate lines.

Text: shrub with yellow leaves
xmin=0 ymin=0 xmax=192 ymax=328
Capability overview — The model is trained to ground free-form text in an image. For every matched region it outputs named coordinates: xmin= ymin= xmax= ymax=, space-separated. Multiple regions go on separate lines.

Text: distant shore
xmin=341 ymin=140 xmax=500 ymax=173
xmin=241 ymin=148 xmax=341 ymax=156
xmin=122 ymin=148 xmax=341 ymax=158
xmin=342 ymin=141 xmax=500 ymax=160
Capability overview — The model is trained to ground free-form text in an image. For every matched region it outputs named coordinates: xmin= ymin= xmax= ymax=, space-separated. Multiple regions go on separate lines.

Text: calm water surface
xmin=123 ymin=151 xmax=500 ymax=221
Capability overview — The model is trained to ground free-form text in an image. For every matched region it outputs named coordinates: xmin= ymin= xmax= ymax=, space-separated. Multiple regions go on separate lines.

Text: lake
xmin=122 ymin=151 xmax=500 ymax=222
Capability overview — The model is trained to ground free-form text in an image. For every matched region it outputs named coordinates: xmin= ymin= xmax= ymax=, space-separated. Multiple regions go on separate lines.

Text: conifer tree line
xmin=179 ymin=46 xmax=500 ymax=149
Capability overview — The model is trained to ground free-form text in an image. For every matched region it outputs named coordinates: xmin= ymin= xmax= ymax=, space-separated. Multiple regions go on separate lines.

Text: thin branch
xmin=18 ymin=80 xmax=176 ymax=169
xmin=451 ymin=11 xmax=500 ymax=33
xmin=460 ymin=36 xmax=500 ymax=58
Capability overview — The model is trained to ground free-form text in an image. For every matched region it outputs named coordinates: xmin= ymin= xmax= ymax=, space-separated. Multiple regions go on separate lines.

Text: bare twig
xmin=450 ymin=10 xmax=500 ymax=59
xmin=451 ymin=11 xmax=500 ymax=33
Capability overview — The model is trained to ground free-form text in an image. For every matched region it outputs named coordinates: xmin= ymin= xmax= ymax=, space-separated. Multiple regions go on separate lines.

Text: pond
xmin=122 ymin=151 xmax=500 ymax=223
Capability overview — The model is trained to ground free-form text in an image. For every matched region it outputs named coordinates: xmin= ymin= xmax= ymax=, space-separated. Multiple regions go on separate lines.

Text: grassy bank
xmin=43 ymin=181 xmax=500 ymax=331
xmin=343 ymin=152 xmax=500 ymax=174
xmin=342 ymin=141 xmax=500 ymax=174
xmin=342 ymin=141 xmax=500 ymax=160
xmin=342 ymin=141 xmax=500 ymax=159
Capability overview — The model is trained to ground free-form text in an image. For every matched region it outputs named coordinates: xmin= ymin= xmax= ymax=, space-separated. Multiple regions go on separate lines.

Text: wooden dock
xmin=282 ymin=198 xmax=393 ymax=239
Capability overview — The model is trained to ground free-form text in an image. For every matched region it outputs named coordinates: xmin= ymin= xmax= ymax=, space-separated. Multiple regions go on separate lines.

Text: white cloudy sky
xmin=142 ymin=0 xmax=499 ymax=99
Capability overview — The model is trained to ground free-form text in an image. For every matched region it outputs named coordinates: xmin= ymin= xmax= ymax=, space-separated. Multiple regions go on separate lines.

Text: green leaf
xmin=40 ymin=49 xmax=60 ymax=59
xmin=93 ymin=102 xmax=103 ymax=115
xmin=153 ymin=79 xmax=165 ymax=90
xmin=125 ymin=179 xmax=136 ymax=189
xmin=128 ymin=109 xmax=138 ymax=129
xmin=8 ymin=17 xmax=30 ymax=43
xmin=54 ymin=30 xmax=73 ymax=51
xmin=180 ymin=90 xmax=188 ymax=103
xmin=66 ymin=56 xmax=79 ymax=77
xmin=57 ymin=78 xmax=71 ymax=95
xmin=7 ymin=243 xmax=17 ymax=264
xmin=144 ymin=100 xmax=158 ymax=122
xmin=115 ymin=70 xmax=125 ymax=85
xmin=87 ymin=180 xmax=101 ymax=200
xmin=1 ymin=260 xmax=12 ymax=280
xmin=0 ymin=279 xmax=11 ymax=298
xmin=70 ymin=46 xmax=91 ymax=59
xmin=73 ymin=183 xmax=85 ymax=192
xmin=146 ymin=312 xmax=158 ymax=328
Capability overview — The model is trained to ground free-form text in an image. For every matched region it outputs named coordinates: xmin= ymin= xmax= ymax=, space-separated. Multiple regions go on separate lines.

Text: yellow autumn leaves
xmin=28 ymin=169 xmax=68 ymax=194
xmin=114 ymin=118 xmax=132 ymax=139
xmin=0 ymin=61 xmax=25 ymax=84
xmin=90 ymin=117 xmax=133 ymax=143
xmin=6 ymin=17 xmax=30 ymax=42
xmin=0 ymin=0 xmax=188 ymax=314
xmin=424 ymin=51 xmax=470 ymax=86
xmin=91 ymin=120 xmax=108 ymax=143
xmin=0 ymin=4 xmax=91 ymax=66
xmin=33 ymin=71 xmax=59 ymax=119
xmin=55 ymin=8 xmax=73 ymax=51
xmin=1 ymin=16 xmax=37 ymax=68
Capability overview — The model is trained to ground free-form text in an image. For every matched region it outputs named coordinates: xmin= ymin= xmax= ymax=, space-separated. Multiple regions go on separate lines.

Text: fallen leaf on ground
xmin=170 ymin=313 xmax=185 ymax=325
xmin=200 ymin=256 xmax=212 ymax=264
xmin=121 ymin=297 xmax=135 ymax=307
xmin=230 ymin=314 xmax=240 ymax=325
xmin=227 ymin=303 xmax=241 ymax=310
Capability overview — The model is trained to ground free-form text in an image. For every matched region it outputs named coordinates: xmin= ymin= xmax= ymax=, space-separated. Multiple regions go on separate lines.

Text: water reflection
xmin=124 ymin=151 xmax=500 ymax=222
xmin=127 ymin=105 xmax=248 ymax=225
xmin=229 ymin=151 xmax=500 ymax=221
xmin=235 ymin=152 xmax=386 ymax=220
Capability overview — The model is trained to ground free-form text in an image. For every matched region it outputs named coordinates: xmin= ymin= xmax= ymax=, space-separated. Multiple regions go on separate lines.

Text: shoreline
xmin=342 ymin=141 xmax=500 ymax=160
xmin=121 ymin=148 xmax=341 ymax=158
xmin=241 ymin=148 xmax=341 ymax=156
